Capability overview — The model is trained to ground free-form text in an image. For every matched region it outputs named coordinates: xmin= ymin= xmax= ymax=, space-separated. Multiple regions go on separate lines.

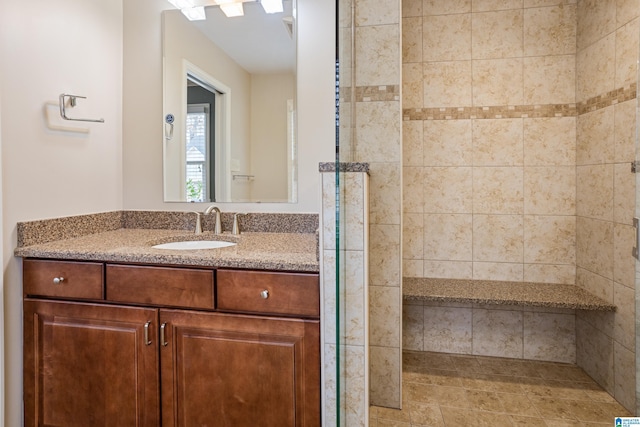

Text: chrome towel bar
xmin=59 ymin=93 xmax=104 ymax=123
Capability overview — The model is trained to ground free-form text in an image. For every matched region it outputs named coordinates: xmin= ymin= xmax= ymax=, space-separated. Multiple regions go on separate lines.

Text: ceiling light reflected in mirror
xmin=168 ymin=0 xmax=284 ymax=20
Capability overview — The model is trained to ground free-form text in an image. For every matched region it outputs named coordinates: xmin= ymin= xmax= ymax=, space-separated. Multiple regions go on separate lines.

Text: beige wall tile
xmin=523 ymin=55 xmax=575 ymax=105
xmin=424 ymin=213 xmax=473 ymax=260
xmin=423 ymin=306 xmax=473 ymax=353
xmin=423 ymin=167 xmax=473 ymax=213
xmin=524 ymin=4 xmax=576 ymax=56
xmin=616 ymin=0 xmax=640 ymax=26
xmin=577 ymin=307 xmax=616 ymax=337
xmin=344 ymin=251 xmax=367 ymax=346
xmin=344 ymin=173 xmax=367 ymax=250
xmin=473 ymin=214 xmax=524 ymax=262
xmin=524 ymin=215 xmax=576 ymax=264
xmin=576 ymin=217 xmax=614 ymax=280
xmin=472 ymin=0 xmax=524 ymax=12
xmin=403 ymin=166 xmax=424 ymax=214
xmin=403 ymin=0 xmax=422 ymax=17
xmin=524 ymin=167 xmax=576 ymax=215
xmin=576 ymin=0 xmax=616 ymax=50
xmin=472 ymin=10 xmax=524 ymax=59
xmin=424 ymin=61 xmax=473 ymax=107
xmin=403 ymin=63 xmax=424 ymax=109
xmin=322 ymin=174 xmax=338 ymax=250
xmin=423 ymin=120 xmax=473 ymax=166
xmin=472 ymin=58 xmax=524 ymax=106
xmin=615 ymin=17 xmax=639 ymax=88
xmin=370 ymin=286 xmax=401 ymax=347
xmin=369 ymin=346 xmax=401 ymax=407
xmin=614 ymin=100 xmax=636 ymax=163
xmin=473 ymin=167 xmax=524 ymax=214
xmin=423 ymin=260 xmax=474 ymax=279
xmin=370 ymin=224 xmax=401 ymax=286
xmin=403 ymin=120 xmax=423 ymax=166
xmin=576 ymin=107 xmax=615 ymax=165
xmin=355 ymin=25 xmax=400 ymax=86
xmin=614 ymin=341 xmax=636 ymax=412
xmin=472 ymin=262 xmax=524 ymax=281
xmin=369 ymin=162 xmax=401 ymax=225
xmin=423 ymin=14 xmax=471 ymax=62
xmin=576 ymin=267 xmax=614 ymax=303
xmin=344 ymin=345 xmax=368 ymax=427
xmin=613 ymin=163 xmax=634 ymax=226
xmin=355 ymin=0 xmax=399 ymax=26
xmin=613 ymin=282 xmax=635 ymax=350
xmin=576 ymin=33 xmax=615 ymax=102
xmin=403 ymin=259 xmax=424 ymax=277
xmin=525 ymin=0 xmax=576 ymax=6
xmin=403 ymin=303 xmax=424 ymax=351
xmin=323 ymin=345 xmax=339 ymax=425
xmin=322 ymin=250 xmax=338 ymax=344
xmin=576 ymin=318 xmax=614 ymax=394
xmin=473 ymin=308 xmax=524 ymax=358
xmin=524 ymin=312 xmax=576 ymax=362
xmin=472 ymin=119 xmax=523 ymax=166
xmin=355 ymin=102 xmax=401 ymax=163
xmin=403 ymin=17 xmax=422 ymax=63
xmin=524 ymin=117 xmax=576 ymax=166
xmin=576 ymin=164 xmax=614 ymax=221
xmin=523 ymin=264 xmax=576 ymax=284
xmin=423 ymin=0 xmax=471 ymax=15
xmin=403 ymin=213 xmax=424 ymax=259
xmin=613 ymin=223 xmax=635 ymax=289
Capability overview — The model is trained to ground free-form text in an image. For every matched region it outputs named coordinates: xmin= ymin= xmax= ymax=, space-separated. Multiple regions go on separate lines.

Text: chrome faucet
xmin=204 ymin=205 xmax=222 ymax=234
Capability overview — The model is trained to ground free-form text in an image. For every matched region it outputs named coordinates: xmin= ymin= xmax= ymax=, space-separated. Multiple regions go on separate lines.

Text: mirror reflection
xmin=163 ymin=1 xmax=297 ymax=203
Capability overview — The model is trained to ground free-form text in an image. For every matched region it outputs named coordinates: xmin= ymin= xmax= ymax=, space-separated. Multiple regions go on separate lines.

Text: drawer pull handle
xmin=260 ymin=289 xmax=269 ymax=299
xmin=52 ymin=277 xmax=65 ymax=284
xmin=160 ymin=323 xmax=168 ymax=347
xmin=144 ymin=321 xmax=152 ymax=346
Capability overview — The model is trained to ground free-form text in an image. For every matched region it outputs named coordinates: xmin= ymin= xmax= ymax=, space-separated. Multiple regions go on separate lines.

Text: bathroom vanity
xmin=16 ymin=212 xmax=321 ymax=427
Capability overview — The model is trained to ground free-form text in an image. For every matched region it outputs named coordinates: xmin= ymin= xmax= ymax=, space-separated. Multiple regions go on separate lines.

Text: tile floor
xmin=369 ymin=351 xmax=633 ymax=426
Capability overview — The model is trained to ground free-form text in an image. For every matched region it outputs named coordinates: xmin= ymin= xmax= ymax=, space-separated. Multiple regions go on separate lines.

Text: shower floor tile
xmin=369 ymin=351 xmax=632 ymax=426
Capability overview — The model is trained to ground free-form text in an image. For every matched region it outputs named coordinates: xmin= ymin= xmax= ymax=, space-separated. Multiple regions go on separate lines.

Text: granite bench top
xmin=403 ymin=277 xmax=616 ymax=311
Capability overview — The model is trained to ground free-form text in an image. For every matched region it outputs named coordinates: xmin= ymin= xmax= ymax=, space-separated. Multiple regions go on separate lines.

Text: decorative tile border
xmin=354 ymin=85 xmax=400 ymax=102
xmin=401 ymin=82 xmax=637 ymax=121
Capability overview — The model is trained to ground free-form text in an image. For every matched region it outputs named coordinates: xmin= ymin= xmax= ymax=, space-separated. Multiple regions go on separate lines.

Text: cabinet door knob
xmin=52 ymin=277 xmax=65 ymax=284
xmin=260 ymin=289 xmax=269 ymax=299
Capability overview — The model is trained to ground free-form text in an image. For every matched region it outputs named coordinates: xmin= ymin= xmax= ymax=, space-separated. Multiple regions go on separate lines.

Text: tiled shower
xmin=341 ymin=0 xmax=640 ymax=417
xmin=399 ymin=0 xmax=638 ymax=413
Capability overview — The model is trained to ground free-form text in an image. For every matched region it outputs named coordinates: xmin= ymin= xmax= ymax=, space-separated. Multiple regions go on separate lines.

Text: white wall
xmin=0 ymin=0 xmax=124 ymax=425
xmin=123 ymin=0 xmax=334 ymax=213
xmin=250 ymin=72 xmax=294 ymax=202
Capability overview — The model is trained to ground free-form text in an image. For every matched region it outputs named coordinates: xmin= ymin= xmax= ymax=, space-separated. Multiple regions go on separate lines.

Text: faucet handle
xmin=193 ymin=212 xmax=203 ymax=234
xmin=232 ymin=213 xmax=245 ymax=235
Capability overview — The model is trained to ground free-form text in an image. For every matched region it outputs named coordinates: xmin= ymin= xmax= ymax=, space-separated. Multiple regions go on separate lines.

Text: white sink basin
xmin=152 ymin=240 xmax=236 ymax=250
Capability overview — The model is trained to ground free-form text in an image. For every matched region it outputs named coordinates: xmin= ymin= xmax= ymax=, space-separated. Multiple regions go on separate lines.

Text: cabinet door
xmin=24 ymin=299 xmax=160 ymax=427
xmin=160 ymin=310 xmax=320 ymax=427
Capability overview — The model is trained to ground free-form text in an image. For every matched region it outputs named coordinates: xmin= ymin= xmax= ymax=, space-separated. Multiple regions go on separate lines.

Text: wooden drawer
xmin=217 ymin=269 xmax=319 ymax=318
xmin=23 ymin=259 xmax=104 ymax=300
xmin=106 ymin=264 xmax=214 ymax=309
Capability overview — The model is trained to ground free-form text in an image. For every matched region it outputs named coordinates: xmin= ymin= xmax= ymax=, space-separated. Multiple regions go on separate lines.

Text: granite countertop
xmin=403 ymin=277 xmax=616 ymax=311
xmin=15 ymin=228 xmax=320 ymax=272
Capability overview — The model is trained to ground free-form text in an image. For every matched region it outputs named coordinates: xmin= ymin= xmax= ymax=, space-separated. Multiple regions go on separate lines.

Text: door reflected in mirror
xmin=162 ymin=1 xmax=297 ymax=203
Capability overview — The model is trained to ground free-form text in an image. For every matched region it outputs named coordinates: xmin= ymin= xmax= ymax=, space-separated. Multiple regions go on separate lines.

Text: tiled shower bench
xmin=402 ymin=277 xmax=617 ymax=364
xmin=403 ymin=277 xmax=616 ymax=311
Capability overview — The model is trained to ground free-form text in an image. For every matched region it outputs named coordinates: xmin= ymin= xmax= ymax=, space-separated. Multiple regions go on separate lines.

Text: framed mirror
xmin=162 ymin=1 xmax=297 ymax=203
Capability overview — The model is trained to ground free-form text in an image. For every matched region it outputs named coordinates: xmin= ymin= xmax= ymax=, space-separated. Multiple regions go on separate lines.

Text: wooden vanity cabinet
xmin=23 ymin=259 xmax=320 ymax=427
xmin=23 ymin=299 xmax=160 ymax=427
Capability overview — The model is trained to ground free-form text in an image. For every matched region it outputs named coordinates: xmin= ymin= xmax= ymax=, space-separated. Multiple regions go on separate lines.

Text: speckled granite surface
xmin=16 ymin=211 xmax=320 ymax=272
xmin=318 ymin=162 xmax=370 ymax=173
xmin=403 ymin=277 xmax=616 ymax=311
